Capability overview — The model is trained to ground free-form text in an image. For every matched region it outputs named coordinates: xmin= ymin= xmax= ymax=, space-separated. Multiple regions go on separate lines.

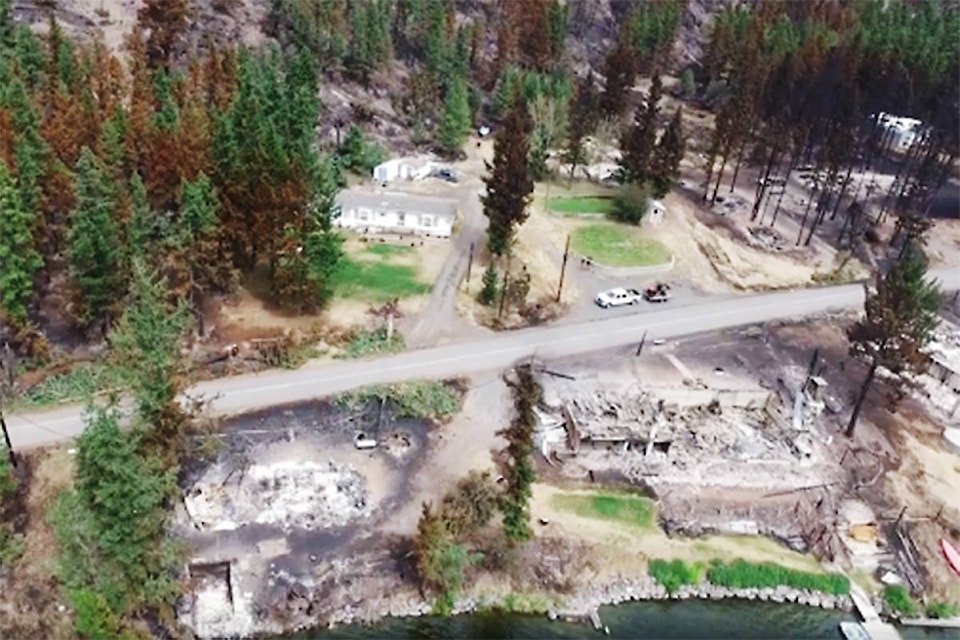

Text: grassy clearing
xmin=550 ymin=491 xmax=655 ymax=529
xmin=13 ymin=362 xmax=130 ymax=410
xmin=571 ymin=224 xmax=671 ymax=267
xmin=365 ymin=243 xmax=414 ymax=257
xmin=337 ymin=380 xmax=463 ymax=421
xmin=332 ymin=257 xmax=431 ymax=303
xmin=649 ymin=558 xmax=705 ymax=593
xmin=707 ymin=559 xmax=849 ymax=595
xmin=548 ymin=196 xmax=614 ymax=215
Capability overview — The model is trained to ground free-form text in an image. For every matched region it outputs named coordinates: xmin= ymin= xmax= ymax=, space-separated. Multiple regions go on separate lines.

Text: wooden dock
xmin=847 ymin=580 xmax=903 ymax=640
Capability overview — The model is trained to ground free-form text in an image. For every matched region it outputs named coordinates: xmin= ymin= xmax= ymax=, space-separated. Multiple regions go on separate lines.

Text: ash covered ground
xmin=175 ymin=400 xmax=432 ymax=638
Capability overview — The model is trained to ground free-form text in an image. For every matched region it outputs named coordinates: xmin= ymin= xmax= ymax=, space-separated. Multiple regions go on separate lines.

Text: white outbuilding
xmin=372 ymin=158 xmax=435 ymax=185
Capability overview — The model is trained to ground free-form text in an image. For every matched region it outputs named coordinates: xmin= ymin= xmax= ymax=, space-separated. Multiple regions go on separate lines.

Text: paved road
xmin=7 ymin=266 xmax=957 ymax=450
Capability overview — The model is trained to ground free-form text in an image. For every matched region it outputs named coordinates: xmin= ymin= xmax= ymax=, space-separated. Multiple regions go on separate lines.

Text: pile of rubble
xmin=184 ymin=458 xmax=369 ymax=532
xmin=537 ymin=387 xmax=830 ymax=490
xmin=748 ymin=226 xmax=788 ymax=251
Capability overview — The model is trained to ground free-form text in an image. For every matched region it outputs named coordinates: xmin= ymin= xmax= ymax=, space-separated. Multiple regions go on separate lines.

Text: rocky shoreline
xmin=317 ymin=575 xmax=853 ymax=633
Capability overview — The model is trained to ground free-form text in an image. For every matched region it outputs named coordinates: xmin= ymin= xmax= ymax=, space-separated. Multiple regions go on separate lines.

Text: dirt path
xmin=380 ymin=372 xmax=511 ymax=535
xmin=404 ymin=142 xmax=493 ymax=347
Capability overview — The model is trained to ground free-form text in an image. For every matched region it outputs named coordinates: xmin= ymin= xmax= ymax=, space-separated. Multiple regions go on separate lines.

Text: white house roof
xmin=336 ymin=190 xmax=458 ymax=218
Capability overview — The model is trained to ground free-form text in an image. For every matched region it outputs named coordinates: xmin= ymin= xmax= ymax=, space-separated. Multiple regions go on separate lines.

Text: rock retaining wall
xmin=319 ymin=577 xmax=853 ymax=632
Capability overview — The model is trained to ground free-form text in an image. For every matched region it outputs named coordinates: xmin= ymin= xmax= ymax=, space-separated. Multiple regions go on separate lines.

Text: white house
xmin=372 ymin=157 xmax=435 ymax=184
xmin=875 ymin=112 xmax=926 ymax=154
xmin=335 ymin=190 xmax=458 ymax=239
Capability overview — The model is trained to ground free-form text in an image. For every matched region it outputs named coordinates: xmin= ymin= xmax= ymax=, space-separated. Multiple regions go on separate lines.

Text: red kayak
xmin=942 ymin=538 xmax=960 ymax=578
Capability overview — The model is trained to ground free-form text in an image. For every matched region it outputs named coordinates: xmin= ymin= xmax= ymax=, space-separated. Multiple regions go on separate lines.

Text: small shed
xmin=645 ymin=199 xmax=666 ymax=225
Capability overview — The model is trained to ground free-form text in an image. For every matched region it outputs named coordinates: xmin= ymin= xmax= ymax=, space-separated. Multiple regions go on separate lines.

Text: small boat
xmin=839 ymin=621 xmax=871 ymax=640
xmin=941 ymin=538 xmax=960 ymax=577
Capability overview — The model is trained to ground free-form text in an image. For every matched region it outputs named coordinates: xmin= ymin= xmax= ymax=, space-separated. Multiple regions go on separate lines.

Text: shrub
xmin=337 ymin=380 xmax=462 ymax=421
xmin=925 ymin=601 xmax=959 ymax=619
xmin=71 ymin=589 xmax=121 ymax=640
xmin=340 ymin=327 xmax=405 ymax=358
xmin=609 ymin=182 xmax=651 ymax=225
xmin=706 ymin=559 xmax=849 ymax=596
xmin=883 ymin=585 xmax=918 ymax=617
xmin=478 ymin=264 xmax=499 ymax=306
xmin=0 ymin=525 xmax=25 ymax=567
xmin=0 ymin=446 xmax=16 ymax=500
xmin=649 ymin=559 xmax=703 ymax=593
xmin=440 ymin=470 xmax=500 ymax=538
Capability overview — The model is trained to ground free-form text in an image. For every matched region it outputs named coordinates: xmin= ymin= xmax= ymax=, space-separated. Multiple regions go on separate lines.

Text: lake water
xmin=294 ymin=600 xmax=960 ymax=640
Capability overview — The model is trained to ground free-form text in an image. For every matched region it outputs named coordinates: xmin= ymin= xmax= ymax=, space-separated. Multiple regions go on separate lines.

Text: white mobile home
xmin=335 ymin=190 xmax=458 ymax=239
xmin=875 ymin=112 xmax=925 ymax=154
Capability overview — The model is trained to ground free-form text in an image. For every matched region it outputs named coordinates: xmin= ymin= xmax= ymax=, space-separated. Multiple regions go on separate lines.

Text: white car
xmin=594 ymin=287 xmax=642 ymax=308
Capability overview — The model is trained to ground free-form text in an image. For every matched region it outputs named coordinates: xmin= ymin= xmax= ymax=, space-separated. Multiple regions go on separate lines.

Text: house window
xmin=343 ymin=208 xmax=354 ymax=219
xmin=421 ymin=215 xmax=434 ymax=228
xmin=358 ymin=208 xmax=370 ymax=221
xmin=378 ymin=209 xmax=387 ymax=219
xmin=397 ymin=211 xmax=406 ymax=225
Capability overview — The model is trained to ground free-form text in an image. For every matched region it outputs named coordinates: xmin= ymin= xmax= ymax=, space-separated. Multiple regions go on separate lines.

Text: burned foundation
xmin=537 ymin=383 xmax=835 ymax=491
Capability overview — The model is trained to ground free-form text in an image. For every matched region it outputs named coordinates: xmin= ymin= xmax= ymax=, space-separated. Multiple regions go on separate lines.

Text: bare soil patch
xmin=0 ymin=447 xmax=76 ymax=640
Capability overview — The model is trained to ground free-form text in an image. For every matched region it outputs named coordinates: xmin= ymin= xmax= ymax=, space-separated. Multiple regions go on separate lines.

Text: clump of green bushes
xmin=337 ymin=380 xmax=463 ymax=421
xmin=648 ymin=559 xmax=703 ymax=593
xmin=883 ymin=585 xmax=918 ymax=617
xmin=925 ymin=601 xmax=959 ymax=619
xmin=706 ymin=559 xmax=850 ymax=596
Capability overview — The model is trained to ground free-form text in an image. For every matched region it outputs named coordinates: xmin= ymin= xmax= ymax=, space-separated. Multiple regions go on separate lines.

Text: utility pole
xmin=556 ymin=234 xmax=571 ymax=303
xmin=0 ymin=396 xmax=16 ymax=468
xmin=635 ymin=330 xmax=648 ymax=357
xmin=498 ymin=253 xmax=512 ymax=319
xmin=465 ymin=242 xmax=474 ymax=289
xmin=807 ymin=348 xmax=820 ymax=378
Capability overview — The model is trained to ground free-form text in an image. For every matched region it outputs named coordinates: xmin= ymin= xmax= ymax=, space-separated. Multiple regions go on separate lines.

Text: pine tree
xmin=619 ymin=74 xmax=662 ymax=184
xmin=137 ymin=0 xmax=190 ymax=69
xmin=482 ymin=96 xmax=534 ymax=256
xmin=845 ymin=244 xmax=942 ymax=437
xmin=437 ymin=75 xmax=470 ymax=156
xmin=599 ymin=32 xmax=636 ymax=118
xmin=478 ymin=263 xmax=498 ymax=306
xmin=494 ymin=66 xmax=520 ymax=118
xmin=497 ymin=364 xmax=540 ymax=543
xmin=0 ymin=0 xmax=14 ymax=50
xmin=650 ymin=107 xmax=684 ymax=198
xmin=0 ymin=162 xmax=42 ymax=326
xmin=563 ymin=75 xmax=597 ymax=182
xmin=67 ymin=147 xmax=123 ymax=331
xmin=110 ymin=258 xmax=191 ymax=463
xmin=272 ymin=155 xmax=344 ymax=312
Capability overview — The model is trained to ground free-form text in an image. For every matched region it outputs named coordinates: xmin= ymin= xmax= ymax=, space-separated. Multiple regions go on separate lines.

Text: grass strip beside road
xmin=571 ymin=224 xmax=671 ymax=267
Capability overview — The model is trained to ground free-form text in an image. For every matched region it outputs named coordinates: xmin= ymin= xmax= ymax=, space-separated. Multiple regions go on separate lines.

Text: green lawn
xmin=571 ymin=224 xmax=671 ymax=267
xmin=548 ymin=196 xmax=615 ymax=215
xmin=332 ymin=257 xmax=431 ymax=302
xmin=550 ymin=491 xmax=655 ymax=529
xmin=365 ymin=243 xmax=414 ymax=257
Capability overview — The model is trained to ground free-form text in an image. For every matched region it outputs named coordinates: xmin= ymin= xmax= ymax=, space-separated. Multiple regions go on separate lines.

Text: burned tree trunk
xmin=846 ymin=359 xmax=878 ymax=438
